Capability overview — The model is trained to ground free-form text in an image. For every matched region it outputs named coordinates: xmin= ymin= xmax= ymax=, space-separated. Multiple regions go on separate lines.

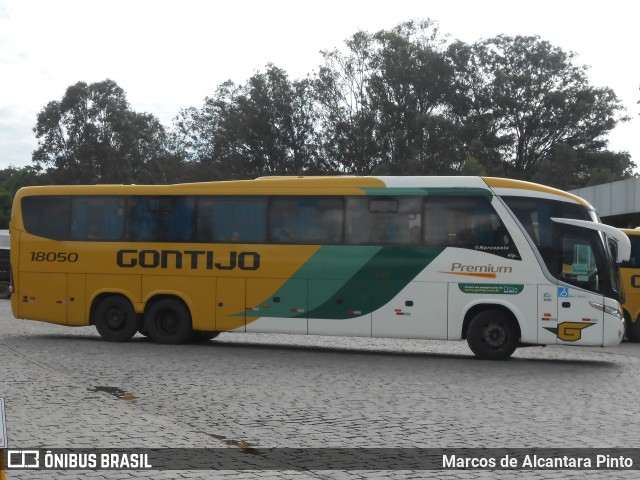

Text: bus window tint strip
xmin=20 ymin=194 xmax=517 ymax=256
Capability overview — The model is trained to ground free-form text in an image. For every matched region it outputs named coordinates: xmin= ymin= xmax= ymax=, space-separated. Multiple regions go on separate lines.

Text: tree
xmin=33 ymin=79 xmax=169 ymax=184
xmin=233 ymin=65 xmax=319 ymax=177
xmin=368 ymin=20 xmax=462 ymax=175
xmin=448 ymin=35 xmax=632 ymax=184
xmin=172 ymin=65 xmax=321 ymax=179
xmin=314 ymin=20 xmax=467 ymax=175
xmin=314 ymin=30 xmax=379 ymax=174
xmin=0 ymin=166 xmax=44 ymax=228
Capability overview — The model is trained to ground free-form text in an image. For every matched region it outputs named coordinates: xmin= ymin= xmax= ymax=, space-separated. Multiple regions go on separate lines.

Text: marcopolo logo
xmin=116 ymin=249 xmax=260 ymax=271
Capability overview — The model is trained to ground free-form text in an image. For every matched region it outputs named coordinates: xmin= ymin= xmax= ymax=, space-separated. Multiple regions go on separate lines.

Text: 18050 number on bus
xmin=30 ymin=252 xmax=79 ymax=262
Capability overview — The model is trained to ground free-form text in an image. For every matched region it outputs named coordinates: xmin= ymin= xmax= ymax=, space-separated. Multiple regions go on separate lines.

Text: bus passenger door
xmin=554 ymin=233 xmax=605 ymax=345
xmin=215 ymin=277 xmax=246 ymax=332
xmin=18 ymin=272 xmax=67 ymax=324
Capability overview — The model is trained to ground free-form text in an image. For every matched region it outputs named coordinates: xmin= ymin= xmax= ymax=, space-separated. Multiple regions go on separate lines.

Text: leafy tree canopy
xmin=29 ymin=23 xmax=635 ymax=192
xmin=33 ymin=79 xmax=168 ymax=184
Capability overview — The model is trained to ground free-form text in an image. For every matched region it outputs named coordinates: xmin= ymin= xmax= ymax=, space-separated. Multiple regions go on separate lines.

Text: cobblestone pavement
xmin=2 ymin=299 xmax=640 ymax=479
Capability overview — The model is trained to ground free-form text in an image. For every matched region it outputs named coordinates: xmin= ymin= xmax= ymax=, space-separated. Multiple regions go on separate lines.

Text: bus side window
xmin=128 ymin=199 xmax=157 ymax=241
xmin=166 ymin=198 xmax=194 ymax=242
xmin=197 ymin=197 xmax=267 ymax=243
xmin=346 ymin=197 xmax=420 ymax=246
xmin=70 ymin=200 xmax=89 ymax=239
xmin=196 ymin=198 xmax=215 ymax=242
xmin=22 ymin=196 xmax=71 ymax=240
xmin=424 ymin=196 xmax=518 ymax=258
xmin=71 ymin=197 xmax=124 ymax=241
xmin=270 ymin=198 xmax=343 ymax=244
xmin=103 ymin=199 xmax=125 ymax=240
xmin=226 ymin=198 xmax=267 ymax=243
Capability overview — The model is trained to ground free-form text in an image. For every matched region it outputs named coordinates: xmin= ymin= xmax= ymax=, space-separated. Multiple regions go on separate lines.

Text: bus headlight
xmin=589 ymin=301 xmax=623 ymax=321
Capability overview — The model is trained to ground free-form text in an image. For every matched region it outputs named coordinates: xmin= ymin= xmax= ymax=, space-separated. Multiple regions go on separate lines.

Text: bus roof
xmin=14 ymin=176 xmax=592 ymax=207
xmin=481 ymin=177 xmax=593 ymax=208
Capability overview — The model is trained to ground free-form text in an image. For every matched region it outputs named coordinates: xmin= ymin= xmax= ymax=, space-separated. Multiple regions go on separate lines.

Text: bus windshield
xmin=501 ymin=195 xmax=626 ymax=301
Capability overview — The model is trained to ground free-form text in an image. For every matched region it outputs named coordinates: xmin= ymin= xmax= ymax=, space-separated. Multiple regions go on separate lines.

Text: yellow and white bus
xmin=9 ymin=176 xmax=630 ymax=359
xmin=619 ymin=228 xmax=640 ymax=341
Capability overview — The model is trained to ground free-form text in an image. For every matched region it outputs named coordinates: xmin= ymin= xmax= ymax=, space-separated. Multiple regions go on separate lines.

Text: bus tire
xmin=144 ymin=298 xmax=193 ymax=344
xmin=467 ymin=309 xmax=519 ymax=360
xmin=626 ymin=316 xmax=640 ymax=342
xmin=94 ymin=296 xmax=139 ymax=342
xmin=0 ymin=283 xmax=10 ymax=299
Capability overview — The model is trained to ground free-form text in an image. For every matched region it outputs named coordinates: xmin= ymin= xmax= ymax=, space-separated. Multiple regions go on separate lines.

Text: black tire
xmin=144 ymin=298 xmax=193 ymax=344
xmin=94 ymin=296 xmax=139 ymax=342
xmin=467 ymin=309 xmax=519 ymax=360
xmin=191 ymin=331 xmax=220 ymax=342
xmin=626 ymin=315 xmax=640 ymax=342
xmin=0 ymin=283 xmax=10 ymax=299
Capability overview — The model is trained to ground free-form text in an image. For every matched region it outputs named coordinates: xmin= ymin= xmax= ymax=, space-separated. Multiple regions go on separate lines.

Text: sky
xmin=0 ymin=0 xmax=638 ymax=172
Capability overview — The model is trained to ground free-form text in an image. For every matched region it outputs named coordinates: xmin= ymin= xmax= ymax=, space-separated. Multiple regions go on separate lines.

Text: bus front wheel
xmin=144 ymin=298 xmax=193 ymax=344
xmin=94 ymin=296 xmax=139 ymax=342
xmin=467 ymin=309 xmax=519 ymax=360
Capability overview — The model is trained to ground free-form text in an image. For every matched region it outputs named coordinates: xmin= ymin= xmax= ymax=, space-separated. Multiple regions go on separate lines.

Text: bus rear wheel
xmin=144 ymin=298 xmax=193 ymax=344
xmin=467 ymin=309 xmax=519 ymax=360
xmin=94 ymin=296 xmax=139 ymax=342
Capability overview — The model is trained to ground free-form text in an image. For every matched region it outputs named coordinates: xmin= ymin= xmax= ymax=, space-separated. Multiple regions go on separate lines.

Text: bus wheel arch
xmin=463 ymin=305 xmax=521 ymax=360
xmin=92 ymin=294 xmax=140 ymax=342
xmin=143 ymin=295 xmax=193 ymax=344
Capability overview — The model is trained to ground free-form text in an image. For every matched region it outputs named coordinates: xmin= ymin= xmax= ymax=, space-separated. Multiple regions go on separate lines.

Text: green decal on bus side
xmin=232 ymin=246 xmax=381 ymax=318
xmin=250 ymin=246 xmax=445 ymax=320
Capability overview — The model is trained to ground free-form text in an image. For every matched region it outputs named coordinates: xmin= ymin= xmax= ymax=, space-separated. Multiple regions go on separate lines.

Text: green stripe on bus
xmin=251 ymin=246 xmax=444 ymax=320
xmin=235 ymin=246 xmax=381 ymax=318
xmin=306 ymin=246 xmax=444 ymax=319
